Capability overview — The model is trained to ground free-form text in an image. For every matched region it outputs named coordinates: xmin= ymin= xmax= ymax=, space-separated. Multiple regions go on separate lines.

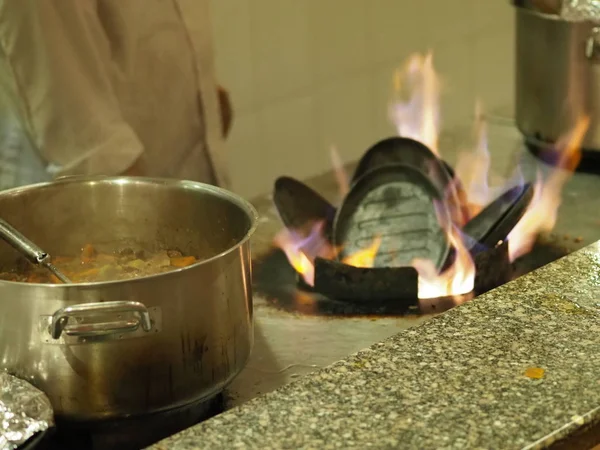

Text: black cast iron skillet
xmin=462 ymin=182 xmax=534 ymax=251
xmin=352 ymin=136 xmax=470 ymax=224
xmin=273 ymin=176 xmax=336 ymax=239
xmin=333 ymin=164 xmax=451 ymax=270
xmin=352 ymin=136 xmax=455 ymax=190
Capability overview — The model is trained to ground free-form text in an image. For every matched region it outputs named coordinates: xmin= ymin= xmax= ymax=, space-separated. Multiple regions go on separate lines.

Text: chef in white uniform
xmin=0 ymin=0 xmax=231 ymax=190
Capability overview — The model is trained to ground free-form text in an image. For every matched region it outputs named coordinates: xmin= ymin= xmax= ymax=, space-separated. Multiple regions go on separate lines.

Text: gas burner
xmin=296 ymin=239 xmax=511 ymax=310
xmin=268 ymin=136 xmax=534 ymax=313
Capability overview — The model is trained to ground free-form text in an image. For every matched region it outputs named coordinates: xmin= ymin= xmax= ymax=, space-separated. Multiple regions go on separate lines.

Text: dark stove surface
xmin=37 ymin=393 xmax=225 ymax=450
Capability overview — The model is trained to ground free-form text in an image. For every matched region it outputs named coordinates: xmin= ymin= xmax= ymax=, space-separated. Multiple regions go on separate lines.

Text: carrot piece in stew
xmin=81 ymin=244 xmax=96 ymax=263
xmin=170 ymin=256 xmax=197 ymax=268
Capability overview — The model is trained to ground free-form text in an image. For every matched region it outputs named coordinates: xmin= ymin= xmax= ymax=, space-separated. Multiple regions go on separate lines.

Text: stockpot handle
xmin=48 ymin=300 xmax=152 ymax=340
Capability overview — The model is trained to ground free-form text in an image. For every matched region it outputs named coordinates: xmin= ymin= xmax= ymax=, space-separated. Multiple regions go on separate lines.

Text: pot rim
xmin=0 ymin=175 xmax=259 ymax=289
xmin=513 ymin=1 xmax=599 ymax=24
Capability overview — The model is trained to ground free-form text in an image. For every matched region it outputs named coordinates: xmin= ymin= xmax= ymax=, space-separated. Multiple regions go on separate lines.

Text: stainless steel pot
xmin=0 ymin=176 xmax=258 ymax=421
xmin=515 ymin=5 xmax=600 ymax=149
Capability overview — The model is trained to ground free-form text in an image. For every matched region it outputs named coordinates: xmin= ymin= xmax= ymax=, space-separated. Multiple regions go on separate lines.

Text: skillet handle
xmin=48 ymin=301 xmax=152 ymax=340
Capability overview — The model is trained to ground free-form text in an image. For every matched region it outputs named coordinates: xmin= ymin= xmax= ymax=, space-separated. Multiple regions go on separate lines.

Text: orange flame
xmin=274 ymin=51 xmax=588 ymax=302
xmin=273 ymin=221 xmax=335 ymax=286
xmin=387 ymin=50 xmax=475 ymax=298
xmin=454 ymin=101 xmax=492 ymax=219
xmin=330 ymin=145 xmax=350 ymax=199
xmin=273 ymin=228 xmax=316 ymax=286
xmin=508 ymin=116 xmax=589 ymax=261
xmin=412 ymin=202 xmax=475 ymax=299
xmin=389 ymin=52 xmax=440 ymax=155
xmin=342 ymin=237 xmax=382 ymax=268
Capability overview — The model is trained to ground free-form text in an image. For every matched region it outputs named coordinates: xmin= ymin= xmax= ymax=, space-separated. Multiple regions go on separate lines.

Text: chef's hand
xmin=122 ymin=157 xmax=145 ymax=176
xmin=217 ymin=86 xmax=233 ymax=138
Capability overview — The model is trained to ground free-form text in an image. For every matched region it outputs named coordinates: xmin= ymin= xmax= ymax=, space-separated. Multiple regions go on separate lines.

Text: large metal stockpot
xmin=0 ymin=176 xmax=258 ymax=421
xmin=515 ymin=4 xmax=600 ymax=151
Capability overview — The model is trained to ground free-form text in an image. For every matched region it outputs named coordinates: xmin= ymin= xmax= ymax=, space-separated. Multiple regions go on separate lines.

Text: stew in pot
xmin=0 ymin=244 xmax=198 ymax=284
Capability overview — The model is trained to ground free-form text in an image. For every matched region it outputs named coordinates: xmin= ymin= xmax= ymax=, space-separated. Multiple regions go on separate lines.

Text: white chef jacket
xmin=0 ymin=0 xmax=229 ymax=190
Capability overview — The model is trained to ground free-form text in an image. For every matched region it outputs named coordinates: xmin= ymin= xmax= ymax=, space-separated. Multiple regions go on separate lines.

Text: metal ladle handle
xmin=0 ymin=218 xmax=71 ymax=283
xmin=0 ymin=218 xmax=48 ymax=263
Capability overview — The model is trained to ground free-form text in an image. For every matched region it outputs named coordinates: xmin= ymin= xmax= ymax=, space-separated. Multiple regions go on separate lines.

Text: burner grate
xmin=271 ymin=136 xmax=534 ymax=311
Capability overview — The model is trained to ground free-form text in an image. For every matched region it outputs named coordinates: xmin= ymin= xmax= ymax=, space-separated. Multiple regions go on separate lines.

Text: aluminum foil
xmin=561 ymin=0 xmax=600 ymax=21
xmin=0 ymin=372 xmax=53 ymax=450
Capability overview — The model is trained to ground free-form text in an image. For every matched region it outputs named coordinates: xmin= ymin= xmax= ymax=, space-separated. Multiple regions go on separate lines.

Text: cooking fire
xmin=272 ymin=52 xmax=589 ymax=307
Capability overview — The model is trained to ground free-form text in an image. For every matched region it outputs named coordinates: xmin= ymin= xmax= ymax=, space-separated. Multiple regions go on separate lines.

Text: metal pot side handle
xmin=49 ymin=301 xmax=153 ymax=340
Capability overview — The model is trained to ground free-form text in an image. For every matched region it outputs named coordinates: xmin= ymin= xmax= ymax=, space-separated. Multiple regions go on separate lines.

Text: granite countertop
xmin=150 ymin=236 xmax=600 ymax=448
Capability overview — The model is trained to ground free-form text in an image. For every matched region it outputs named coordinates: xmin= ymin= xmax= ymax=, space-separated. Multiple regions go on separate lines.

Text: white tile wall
xmin=315 ymin=72 xmax=375 ymax=166
xmin=259 ymin=95 xmax=321 ymax=184
xmin=250 ymin=0 xmax=312 ymax=107
xmin=366 ymin=0 xmax=425 ymax=66
xmin=473 ymin=21 xmax=516 ymax=113
xmin=210 ymin=0 xmax=516 ymax=198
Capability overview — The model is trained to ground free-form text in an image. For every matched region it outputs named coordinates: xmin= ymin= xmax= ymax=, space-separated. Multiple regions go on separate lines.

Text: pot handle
xmin=48 ymin=301 xmax=152 ymax=339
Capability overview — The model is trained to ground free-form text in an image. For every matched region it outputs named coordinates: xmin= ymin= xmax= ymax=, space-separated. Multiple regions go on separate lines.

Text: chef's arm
xmin=0 ymin=0 xmax=144 ymax=178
